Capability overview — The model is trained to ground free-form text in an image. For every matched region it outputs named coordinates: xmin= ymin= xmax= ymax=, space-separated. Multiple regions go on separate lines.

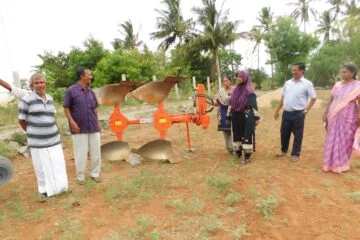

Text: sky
xmin=0 ymin=0 xmax=329 ymax=85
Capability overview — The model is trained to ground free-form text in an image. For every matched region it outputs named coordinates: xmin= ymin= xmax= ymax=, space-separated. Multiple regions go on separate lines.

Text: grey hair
xmin=29 ymin=73 xmax=46 ymax=86
xmin=344 ymin=63 xmax=358 ymax=80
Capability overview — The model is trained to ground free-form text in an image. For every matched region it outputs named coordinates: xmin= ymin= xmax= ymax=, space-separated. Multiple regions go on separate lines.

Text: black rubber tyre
xmin=0 ymin=156 xmax=13 ymax=186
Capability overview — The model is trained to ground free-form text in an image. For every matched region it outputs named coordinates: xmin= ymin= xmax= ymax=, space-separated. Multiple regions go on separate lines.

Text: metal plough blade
xmin=133 ymin=139 xmax=184 ymax=163
xmin=130 ymin=76 xmax=186 ymax=104
xmin=101 ymin=141 xmax=130 ymax=162
xmin=94 ymin=81 xmax=143 ymax=106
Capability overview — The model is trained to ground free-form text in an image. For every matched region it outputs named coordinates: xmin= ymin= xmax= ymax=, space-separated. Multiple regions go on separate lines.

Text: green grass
xmin=11 ymin=131 xmax=27 ymax=146
xmin=207 ymin=174 xmax=236 ymax=193
xmin=201 ymin=215 xmax=223 ymax=234
xmin=84 ymin=179 xmax=97 ymax=192
xmin=6 ymin=200 xmax=28 ymax=221
xmin=256 ymin=196 xmax=279 ymax=219
xmin=126 ymin=215 xmax=152 ymax=240
xmin=0 ymin=102 xmax=18 ymax=127
xmin=347 ymin=191 xmax=360 ymax=203
xmin=31 ymin=208 xmax=45 ymax=222
xmin=105 ymin=170 xmax=166 ymax=203
xmin=0 ymin=140 xmax=17 ymax=158
xmin=0 ymin=212 xmax=7 ymax=224
xmin=57 ymin=219 xmax=84 ymax=240
xmin=302 ymin=189 xmax=320 ymax=199
xmin=166 ymin=198 xmax=205 ymax=213
xmin=227 ymin=224 xmax=251 ymax=239
xmin=225 ymin=191 xmax=243 ymax=206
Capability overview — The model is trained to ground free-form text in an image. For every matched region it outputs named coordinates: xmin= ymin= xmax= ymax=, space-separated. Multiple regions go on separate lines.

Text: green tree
xmin=151 ymin=0 xmax=194 ymax=50
xmin=288 ymin=0 xmax=317 ymax=32
xmin=93 ymin=49 xmax=157 ymax=85
xmin=118 ymin=20 xmax=143 ymax=50
xmin=36 ymin=51 xmax=69 ymax=88
xmin=218 ymin=48 xmax=242 ymax=79
xmin=67 ymin=37 xmax=109 ymax=84
xmin=308 ymin=40 xmax=348 ymax=86
xmin=264 ymin=16 xmax=319 ymax=83
xmin=191 ymin=0 xmax=239 ymax=86
xmin=247 ymin=68 xmax=268 ymax=89
xmin=250 ymin=27 xmax=263 ymax=70
xmin=342 ymin=0 xmax=360 ymax=36
xmin=111 ymin=38 xmax=123 ymax=51
xmin=256 ymin=7 xmax=273 ymax=32
xmin=316 ymin=11 xmax=337 ymax=42
xmin=254 ymin=7 xmax=274 ymax=86
xmin=328 ymin=0 xmax=345 ymax=36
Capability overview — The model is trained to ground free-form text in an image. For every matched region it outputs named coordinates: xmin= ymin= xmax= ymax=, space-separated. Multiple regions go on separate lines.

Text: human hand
xmin=274 ymin=110 xmax=280 ymax=120
xmin=322 ymin=114 xmax=327 ymax=123
xmin=356 ymin=117 xmax=360 ymax=127
xmin=70 ymin=121 xmax=80 ymax=134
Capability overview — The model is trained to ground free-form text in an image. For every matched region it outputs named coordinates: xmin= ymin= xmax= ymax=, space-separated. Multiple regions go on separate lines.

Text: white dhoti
xmin=30 ymin=144 xmax=68 ymax=197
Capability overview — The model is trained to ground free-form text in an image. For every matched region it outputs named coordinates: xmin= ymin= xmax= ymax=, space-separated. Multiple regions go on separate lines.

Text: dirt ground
xmin=1 ymin=90 xmax=360 ymax=240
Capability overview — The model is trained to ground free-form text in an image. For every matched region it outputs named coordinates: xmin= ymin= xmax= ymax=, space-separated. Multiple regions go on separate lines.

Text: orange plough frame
xmin=109 ymin=84 xmax=212 ymax=151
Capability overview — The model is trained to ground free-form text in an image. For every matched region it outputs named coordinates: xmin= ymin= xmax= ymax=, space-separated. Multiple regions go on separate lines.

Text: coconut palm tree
xmin=191 ymin=0 xmax=239 ymax=85
xmin=316 ymin=10 xmax=338 ymax=41
xmin=254 ymin=7 xmax=274 ymax=85
xmin=329 ymin=0 xmax=345 ymax=21
xmin=256 ymin=7 xmax=273 ymax=32
xmin=288 ymin=0 xmax=317 ymax=32
xmin=342 ymin=0 xmax=360 ymax=36
xmin=328 ymin=0 xmax=345 ymax=38
xmin=118 ymin=20 xmax=143 ymax=50
xmin=151 ymin=0 xmax=194 ymax=50
xmin=250 ymin=27 xmax=262 ymax=70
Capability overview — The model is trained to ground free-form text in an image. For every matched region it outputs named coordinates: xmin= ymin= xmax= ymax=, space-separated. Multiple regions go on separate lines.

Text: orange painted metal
xmin=108 ymin=83 xmax=212 ymax=150
xmin=153 ymin=102 xmax=173 ymax=140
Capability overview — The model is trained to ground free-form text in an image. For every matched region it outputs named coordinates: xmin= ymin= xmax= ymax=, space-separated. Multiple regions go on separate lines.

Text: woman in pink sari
xmin=323 ymin=64 xmax=360 ymax=173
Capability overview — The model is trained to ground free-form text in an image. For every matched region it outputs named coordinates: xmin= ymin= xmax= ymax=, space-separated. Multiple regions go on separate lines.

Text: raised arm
xmin=0 ymin=78 xmax=12 ymax=91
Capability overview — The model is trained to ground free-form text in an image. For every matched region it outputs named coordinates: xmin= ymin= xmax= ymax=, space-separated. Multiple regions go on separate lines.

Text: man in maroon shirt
xmin=63 ymin=68 xmax=102 ymax=185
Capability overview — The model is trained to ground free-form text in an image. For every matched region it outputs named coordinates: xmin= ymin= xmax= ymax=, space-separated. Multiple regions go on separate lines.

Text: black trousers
xmin=280 ymin=110 xmax=305 ymax=157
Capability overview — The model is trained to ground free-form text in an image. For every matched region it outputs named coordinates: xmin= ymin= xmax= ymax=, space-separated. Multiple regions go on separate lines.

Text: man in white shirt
xmin=0 ymin=78 xmax=31 ymax=99
xmin=274 ymin=63 xmax=317 ymax=161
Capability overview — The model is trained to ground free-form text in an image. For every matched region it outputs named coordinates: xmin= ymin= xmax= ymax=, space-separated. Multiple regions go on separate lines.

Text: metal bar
xmin=186 ymin=122 xmax=192 ymax=151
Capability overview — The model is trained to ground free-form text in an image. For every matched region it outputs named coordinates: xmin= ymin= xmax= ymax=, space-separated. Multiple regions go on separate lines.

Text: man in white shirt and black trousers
xmin=274 ymin=63 xmax=317 ymax=162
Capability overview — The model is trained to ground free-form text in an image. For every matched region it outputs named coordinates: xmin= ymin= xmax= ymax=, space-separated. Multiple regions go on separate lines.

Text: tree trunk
xmin=257 ymin=45 xmax=260 ymax=70
xmin=304 ymin=21 xmax=306 ymax=33
xmin=211 ymin=49 xmax=221 ymax=91
xmin=270 ymin=53 xmax=274 ymax=89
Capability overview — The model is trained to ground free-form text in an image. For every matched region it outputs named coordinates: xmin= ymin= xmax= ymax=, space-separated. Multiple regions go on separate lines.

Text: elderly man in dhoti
xmin=18 ymin=73 xmax=68 ymax=202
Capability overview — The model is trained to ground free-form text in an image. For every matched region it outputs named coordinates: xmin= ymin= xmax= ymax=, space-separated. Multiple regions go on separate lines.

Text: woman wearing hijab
xmin=227 ymin=70 xmax=259 ymax=164
xmin=216 ymin=76 xmax=234 ymax=153
xmin=323 ymin=64 xmax=360 ymax=173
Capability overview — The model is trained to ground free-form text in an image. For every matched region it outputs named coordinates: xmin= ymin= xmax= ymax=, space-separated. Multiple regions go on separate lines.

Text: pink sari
xmin=323 ymin=81 xmax=360 ymax=173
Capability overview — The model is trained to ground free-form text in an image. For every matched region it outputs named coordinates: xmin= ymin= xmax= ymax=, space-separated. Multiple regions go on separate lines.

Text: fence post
xmin=206 ymin=76 xmax=211 ymax=95
xmin=174 ymin=84 xmax=179 ymax=100
xmin=121 ymin=74 xmax=127 ymax=101
xmin=192 ymin=76 xmax=196 ymax=89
